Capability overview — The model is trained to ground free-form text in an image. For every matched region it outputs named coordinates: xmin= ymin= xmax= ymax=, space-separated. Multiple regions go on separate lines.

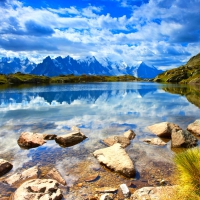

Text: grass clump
xmin=170 ymin=147 xmax=200 ymax=200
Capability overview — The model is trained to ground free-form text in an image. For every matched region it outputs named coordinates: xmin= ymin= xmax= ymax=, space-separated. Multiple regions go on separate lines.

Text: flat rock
xmin=43 ymin=134 xmax=57 ymax=140
xmin=102 ymin=135 xmax=131 ymax=148
xmin=0 ymin=159 xmax=13 ymax=177
xmin=17 ymin=132 xmax=46 ymax=149
xmin=95 ymin=187 xmax=118 ymax=193
xmin=123 ymin=129 xmax=136 ymax=140
xmin=5 ymin=166 xmax=39 ymax=186
xmin=55 ymin=131 xmax=87 ymax=147
xmin=131 ymin=186 xmax=176 ymax=200
xmin=45 ymin=168 xmax=66 ymax=185
xmin=148 ymin=122 xmax=181 ymax=138
xmin=171 ymin=130 xmax=198 ymax=148
xmin=93 ymin=143 xmax=135 ymax=178
xmin=84 ymin=173 xmax=99 ymax=182
xmin=187 ymin=119 xmax=200 ymax=135
xmin=143 ymin=138 xmax=167 ymax=146
xmin=12 ymin=179 xmax=63 ymax=200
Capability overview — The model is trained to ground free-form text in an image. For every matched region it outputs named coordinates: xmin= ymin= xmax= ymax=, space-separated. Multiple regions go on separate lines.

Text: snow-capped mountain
xmin=0 ymin=56 xmax=163 ymax=78
xmin=0 ymin=57 xmax=36 ymax=74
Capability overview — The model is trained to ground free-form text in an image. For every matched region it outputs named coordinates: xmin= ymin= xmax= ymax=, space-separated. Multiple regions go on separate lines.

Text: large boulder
xmin=148 ymin=122 xmax=181 ymax=138
xmin=93 ymin=143 xmax=135 ymax=178
xmin=131 ymin=186 xmax=176 ymax=200
xmin=55 ymin=131 xmax=87 ymax=147
xmin=123 ymin=129 xmax=136 ymax=140
xmin=45 ymin=168 xmax=66 ymax=185
xmin=102 ymin=135 xmax=131 ymax=148
xmin=187 ymin=119 xmax=200 ymax=135
xmin=17 ymin=132 xmax=46 ymax=149
xmin=5 ymin=166 xmax=39 ymax=186
xmin=171 ymin=130 xmax=198 ymax=148
xmin=12 ymin=179 xmax=63 ymax=200
xmin=0 ymin=159 xmax=13 ymax=177
xmin=143 ymin=138 xmax=167 ymax=146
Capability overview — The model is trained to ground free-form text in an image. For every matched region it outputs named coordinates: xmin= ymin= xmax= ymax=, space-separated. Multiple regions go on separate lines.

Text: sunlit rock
xmin=93 ymin=143 xmax=135 ymax=178
xmin=45 ymin=167 xmax=66 ymax=185
xmin=143 ymin=138 xmax=167 ymax=146
xmin=123 ymin=129 xmax=136 ymax=140
xmin=12 ymin=179 xmax=63 ymax=200
xmin=17 ymin=132 xmax=46 ymax=149
xmin=171 ymin=130 xmax=198 ymax=148
xmin=148 ymin=122 xmax=181 ymax=138
xmin=187 ymin=119 xmax=200 ymax=135
xmin=0 ymin=159 xmax=13 ymax=177
xmin=55 ymin=131 xmax=87 ymax=147
xmin=102 ymin=135 xmax=131 ymax=148
xmin=5 ymin=166 xmax=39 ymax=186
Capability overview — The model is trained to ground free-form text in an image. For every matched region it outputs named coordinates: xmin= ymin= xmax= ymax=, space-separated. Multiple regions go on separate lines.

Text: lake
xmin=0 ymin=82 xmax=200 ymax=199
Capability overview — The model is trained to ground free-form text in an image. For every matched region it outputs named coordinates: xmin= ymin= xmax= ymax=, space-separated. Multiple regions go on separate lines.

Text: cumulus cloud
xmin=0 ymin=0 xmax=200 ymax=69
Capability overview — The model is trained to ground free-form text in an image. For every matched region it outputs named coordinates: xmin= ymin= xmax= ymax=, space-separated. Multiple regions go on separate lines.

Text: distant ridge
xmin=0 ymin=56 xmax=163 ymax=79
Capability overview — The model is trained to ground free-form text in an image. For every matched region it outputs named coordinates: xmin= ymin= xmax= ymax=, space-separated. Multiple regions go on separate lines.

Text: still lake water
xmin=0 ymin=82 xmax=200 ymax=198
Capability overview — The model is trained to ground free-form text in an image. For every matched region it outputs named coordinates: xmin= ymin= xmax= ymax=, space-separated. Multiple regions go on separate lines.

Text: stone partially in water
xmin=12 ymin=179 xmax=63 ymax=200
xmin=17 ymin=132 xmax=46 ymax=149
xmin=0 ymin=159 xmax=13 ymax=177
xmin=187 ymin=119 xmax=200 ymax=135
xmin=55 ymin=131 xmax=87 ymax=147
xmin=93 ymin=143 xmax=135 ymax=178
xmin=148 ymin=122 xmax=181 ymax=138
xmin=84 ymin=173 xmax=99 ymax=182
xmin=131 ymin=186 xmax=176 ymax=200
xmin=171 ymin=130 xmax=198 ymax=148
xmin=95 ymin=187 xmax=118 ymax=193
xmin=45 ymin=167 xmax=66 ymax=185
xmin=5 ymin=166 xmax=40 ymax=186
xmin=123 ymin=129 xmax=136 ymax=140
xmin=143 ymin=138 xmax=167 ymax=146
xmin=102 ymin=135 xmax=131 ymax=148
xmin=120 ymin=184 xmax=130 ymax=198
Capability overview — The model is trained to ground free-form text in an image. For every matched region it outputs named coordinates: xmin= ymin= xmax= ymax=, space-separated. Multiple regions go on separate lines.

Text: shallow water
xmin=0 ymin=82 xmax=200 ymax=199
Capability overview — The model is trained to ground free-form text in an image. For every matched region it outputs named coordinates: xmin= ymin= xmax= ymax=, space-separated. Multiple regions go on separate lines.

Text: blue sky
xmin=0 ymin=0 xmax=200 ymax=69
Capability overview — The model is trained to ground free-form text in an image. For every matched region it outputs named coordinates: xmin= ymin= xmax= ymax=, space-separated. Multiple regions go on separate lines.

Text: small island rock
xmin=123 ymin=129 xmax=136 ymax=140
xmin=17 ymin=132 xmax=46 ymax=149
xmin=103 ymin=135 xmax=131 ymax=148
xmin=171 ymin=130 xmax=198 ymax=148
xmin=187 ymin=119 xmax=200 ymax=135
xmin=93 ymin=143 xmax=135 ymax=178
xmin=5 ymin=166 xmax=39 ymax=186
xmin=148 ymin=122 xmax=181 ymax=138
xmin=55 ymin=131 xmax=87 ymax=147
xmin=12 ymin=179 xmax=63 ymax=200
xmin=0 ymin=159 xmax=13 ymax=177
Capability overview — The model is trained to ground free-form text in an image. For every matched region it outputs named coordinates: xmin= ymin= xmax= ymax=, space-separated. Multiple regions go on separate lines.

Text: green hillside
xmin=0 ymin=73 xmax=140 ymax=85
xmin=154 ymin=53 xmax=200 ymax=84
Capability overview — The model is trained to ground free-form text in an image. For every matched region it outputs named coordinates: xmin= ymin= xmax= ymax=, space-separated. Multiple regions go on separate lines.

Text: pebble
xmin=120 ymin=184 xmax=130 ymax=198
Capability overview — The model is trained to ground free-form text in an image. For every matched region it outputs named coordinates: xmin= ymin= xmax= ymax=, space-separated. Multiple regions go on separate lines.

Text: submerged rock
xmin=143 ymin=138 xmax=167 ymax=146
xmin=0 ymin=159 xmax=13 ymax=177
xmin=5 ymin=166 xmax=40 ymax=186
xmin=93 ymin=143 xmax=135 ymax=178
xmin=45 ymin=168 xmax=66 ymax=185
xmin=131 ymin=186 xmax=176 ymax=200
xmin=171 ymin=130 xmax=198 ymax=148
xmin=55 ymin=131 xmax=87 ymax=147
xmin=123 ymin=129 xmax=136 ymax=140
xmin=12 ymin=179 xmax=63 ymax=200
xmin=187 ymin=119 xmax=200 ymax=135
xmin=17 ymin=132 xmax=46 ymax=149
xmin=95 ymin=187 xmax=118 ymax=193
xmin=148 ymin=122 xmax=181 ymax=138
xmin=102 ymin=135 xmax=131 ymax=148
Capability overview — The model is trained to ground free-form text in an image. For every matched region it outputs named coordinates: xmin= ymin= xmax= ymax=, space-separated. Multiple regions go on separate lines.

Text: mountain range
xmin=0 ymin=56 xmax=163 ymax=79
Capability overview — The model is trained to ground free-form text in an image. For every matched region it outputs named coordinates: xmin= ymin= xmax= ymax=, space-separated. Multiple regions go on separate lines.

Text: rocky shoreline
xmin=0 ymin=119 xmax=200 ymax=199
